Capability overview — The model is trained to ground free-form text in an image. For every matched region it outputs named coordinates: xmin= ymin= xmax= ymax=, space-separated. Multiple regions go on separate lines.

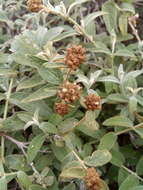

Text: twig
xmin=116 ymin=122 xmax=143 ymax=136
xmin=72 ymin=150 xmax=87 ymax=170
xmin=128 ymin=17 xmax=143 ymax=57
xmin=43 ymin=6 xmax=96 ymax=47
xmin=1 ymin=78 xmax=14 ymax=163
xmin=122 ymin=165 xmax=143 ymax=182
xmin=0 ymin=133 xmax=28 ymax=157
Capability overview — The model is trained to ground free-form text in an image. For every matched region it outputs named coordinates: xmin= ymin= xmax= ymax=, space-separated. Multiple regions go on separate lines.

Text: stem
xmin=65 ymin=69 xmax=72 ymax=82
xmin=122 ymin=165 xmax=143 ymax=182
xmin=3 ymin=78 xmax=14 ymax=120
xmin=1 ymin=78 xmax=14 ymax=163
xmin=0 ymin=133 xmax=28 ymax=157
xmin=75 ymin=116 xmax=86 ymax=127
xmin=128 ymin=19 xmax=143 ymax=57
xmin=43 ymin=7 xmax=96 ymax=47
xmin=72 ymin=150 xmax=87 ymax=170
xmin=116 ymin=122 xmax=143 ymax=136
xmin=111 ymin=55 xmax=114 ymax=75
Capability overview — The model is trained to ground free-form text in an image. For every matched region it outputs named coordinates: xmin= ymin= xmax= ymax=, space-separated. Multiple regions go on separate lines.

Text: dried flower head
xmin=65 ymin=45 xmax=85 ymax=70
xmin=84 ymin=168 xmax=102 ymax=190
xmin=55 ymin=102 xmax=69 ymax=116
xmin=58 ymin=81 xmax=82 ymax=103
xmin=27 ymin=0 xmax=44 ymax=12
xmin=85 ymin=94 xmax=101 ymax=111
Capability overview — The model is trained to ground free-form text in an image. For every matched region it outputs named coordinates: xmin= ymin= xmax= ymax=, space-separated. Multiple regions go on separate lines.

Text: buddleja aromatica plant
xmin=0 ymin=0 xmax=143 ymax=189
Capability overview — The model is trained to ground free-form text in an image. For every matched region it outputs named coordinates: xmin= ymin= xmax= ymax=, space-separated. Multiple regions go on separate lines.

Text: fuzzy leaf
xmin=27 ymin=134 xmax=45 ymax=163
xmin=98 ymin=132 xmax=117 ymax=150
xmin=84 ymin=150 xmax=112 ymax=167
xmin=103 ymin=116 xmax=133 ymax=127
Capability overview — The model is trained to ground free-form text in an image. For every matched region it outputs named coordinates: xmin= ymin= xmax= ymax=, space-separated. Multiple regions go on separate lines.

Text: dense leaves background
xmin=0 ymin=0 xmax=143 ymax=189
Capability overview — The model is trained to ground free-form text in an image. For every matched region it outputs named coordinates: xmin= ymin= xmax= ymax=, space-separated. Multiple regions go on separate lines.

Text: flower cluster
xmin=53 ymin=45 xmax=101 ymax=116
xmin=55 ymin=102 xmax=69 ymax=116
xmin=58 ymin=81 xmax=82 ymax=103
xmin=55 ymin=81 xmax=82 ymax=116
xmin=84 ymin=94 xmax=101 ymax=111
xmin=27 ymin=0 xmax=44 ymax=12
xmin=84 ymin=168 xmax=103 ymax=190
xmin=65 ymin=45 xmax=85 ymax=70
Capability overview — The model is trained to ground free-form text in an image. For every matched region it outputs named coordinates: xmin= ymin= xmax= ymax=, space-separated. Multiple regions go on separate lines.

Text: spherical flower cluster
xmin=27 ymin=0 xmax=44 ymax=12
xmin=65 ymin=45 xmax=85 ymax=70
xmin=55 ymin=102 xmax=69 ymax=116
xmin=58 ymin=81 xmax=82 ymax=103
xmin=84 ymin=94 xmax=101 ymax=111
xmin=84 ymin=168 xmax=102 ymax=190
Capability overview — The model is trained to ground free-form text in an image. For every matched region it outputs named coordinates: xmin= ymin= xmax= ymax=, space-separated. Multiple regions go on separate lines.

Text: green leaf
xmin=0 ymin=93 xmax=5 ymax=101
xmin=119 ymin=13 xmax=128 ymax=35
xmin=0 ymin=68 xmax=17 ymax=77
xmin=10 ymin=92 xmax=52 ymax=119
xmin=63 ymin=184 xmax=76 ymax=190
xmin=83 ymin=11 xmax=107 ymax=27
xmin=46 ymin=27 xmax=64 ymax=41
xmin=51 ymin=144 xmax=69 ymax=162
xmin=39 ymin=122 xmax=58 ymax=134
xmin=130 ymin=186 xmax=143 ymax=190
xmin=120 ymin=3 xmax=135 ymax=13
xmin=38 ymin=66 xmax=61 ymax=85
xmin=5 ymin=155 xmax=30 ymax=171
xmin=60 ymin=167 xmax=86 ymax=179
xmin=107 ymin=93 xmax=128 ymax=103
xmin=118 ymin=168 xmax=129 ymax=186
xmin=136 ymin=156 xmax=143 ymax=175
xmin=17 ymin=171 xmax=32 ymax=189
xmin=58 ymin=118 xmax=78 ymax=134
xmin=103 ymin=116 xmax=133 ymax=127
xmin=119 ymin=175 xmax=139 ymax=190
xmin=21 ymin=87 xmax=57 ymax=103
xmin=129 ymin=96 xmax=137 ymax=116
xmin=90 ymin=42 xmax=111 ymax=54
xmin=102 ymin=0 xmax=118 ymax=33
xmin=68 ymin=0 xmax=90 ymax=15
xmin=98 ymin=75 xmax=120 ymax=84
xmin=53 ymin=30 xmax=78 ymax=42
xmin=98 ymin=132 xmax=117 ymax=150
xmin=84 ymin=150 xmax=112 ymax=167
xmin=17 ymin=75 xmax=44 ymax=91
xmin=101 ymin=180 xmax=110 ymax=190
xmin=114 ymin=48 xmax=135 ymax=57
xmin=0 ymin=177 xmax=7 ymax=190
xmin=83 ymin=111 xmax=99 ymax=131
xmin=0 ymin=115 xmax=25 ymax=132
xmin=110 ymin=150 xmax=125 ymax=167
xmin=27 ymin=134 xmax=45 ymax=163
xmin=29 ymin=185 xmax=47 ymax=190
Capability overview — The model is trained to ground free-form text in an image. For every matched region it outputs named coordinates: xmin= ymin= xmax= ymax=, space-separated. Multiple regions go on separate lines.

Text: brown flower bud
xmin=85 ymin=94 xmax=101 ymax=111
xmin=65 ymin=45 xmax=85 ymax=70
xmin=27 ymin=0 xmax=44 ymax=12
xmin=55 ymin=102 xmax=69 ymax=116
xmin=84 ymin=168 xmax=102 ymax=190
xmin=58 ymin=81 xmax=82 ymax=103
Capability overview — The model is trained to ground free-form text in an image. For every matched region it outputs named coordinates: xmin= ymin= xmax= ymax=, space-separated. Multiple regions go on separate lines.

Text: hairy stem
xmin=72 ymin=150 xmax=87 ymax=170
xmin=1 ymin=78 xmax=14 ymax=163
xmin=122 ymin=165 xmax=143 ymax=182
xmin=116 ymin=122 xmax=143 ymax=136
